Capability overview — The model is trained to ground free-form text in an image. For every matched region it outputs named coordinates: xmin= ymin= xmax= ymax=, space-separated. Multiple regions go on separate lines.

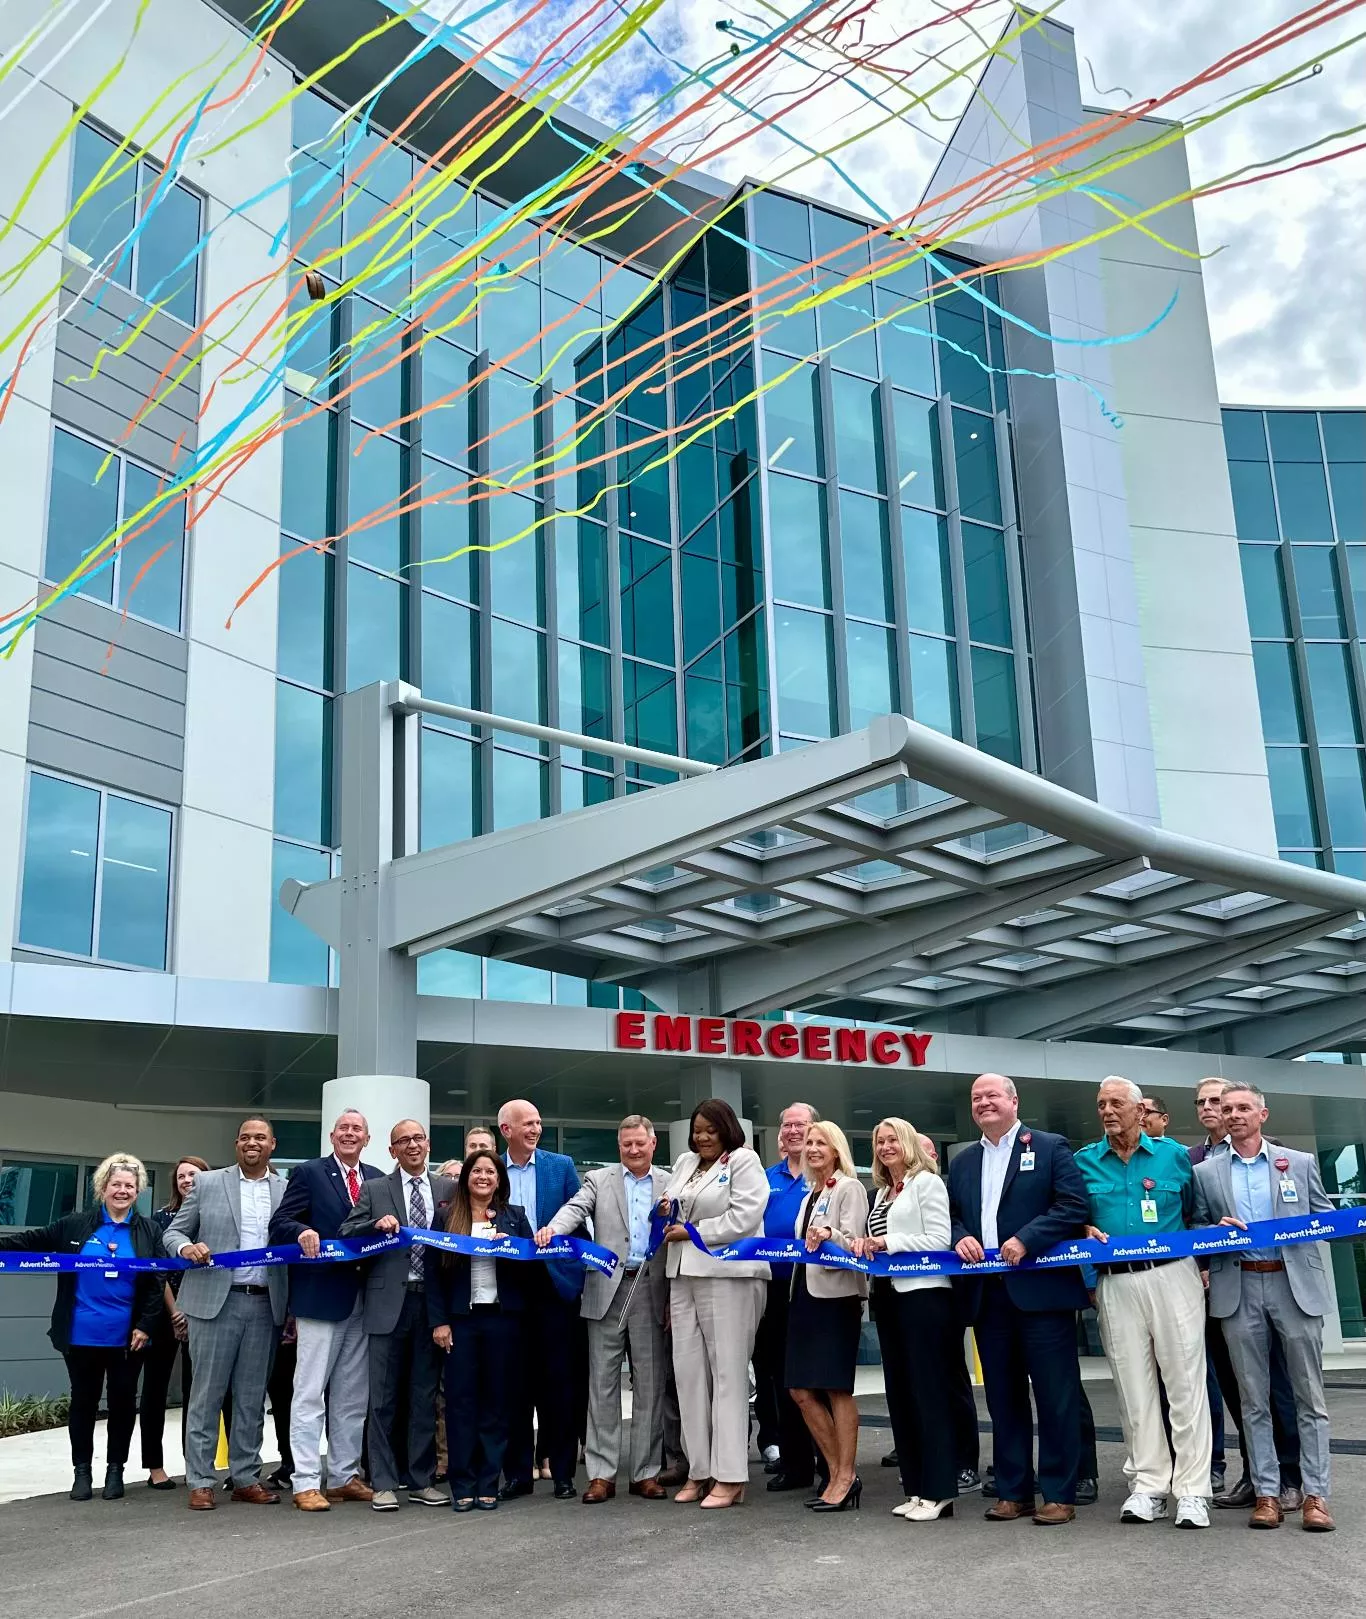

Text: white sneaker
xmin=1120 ymin=1492 xmax=1167 ymax=1523
xmin=408 ymin=1485 xmax=449 ymax=1507
xmin=1174 ymin=1495 xmax=1209 ymax=1529
xmin=371 ymin=1489 xmax=399 ymax=1511
xmin=891 ymin=1497 xmax=922 ymax=1517
xmin=761 ymin=1445 xmax=780 ymax=1465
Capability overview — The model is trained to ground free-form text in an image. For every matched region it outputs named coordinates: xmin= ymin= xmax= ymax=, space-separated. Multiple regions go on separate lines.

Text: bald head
xmin=970 ymin=1073 xmax=1019 ymax=1143
xmin=498 ymin=1099 xmax=542 ymax=1165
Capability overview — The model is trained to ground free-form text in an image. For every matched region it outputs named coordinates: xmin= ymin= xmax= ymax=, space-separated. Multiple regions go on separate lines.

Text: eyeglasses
xmin=391 ymin=1132 xmax=428 ymax=1148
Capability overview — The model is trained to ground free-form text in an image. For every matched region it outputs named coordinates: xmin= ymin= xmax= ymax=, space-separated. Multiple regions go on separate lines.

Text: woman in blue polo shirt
xmin=0 ymin=1153 xmax=164 ymax=1502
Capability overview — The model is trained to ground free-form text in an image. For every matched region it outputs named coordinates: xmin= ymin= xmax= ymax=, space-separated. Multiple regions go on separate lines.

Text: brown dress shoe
xmin=581 ymin=1479 xmax=616 ymax=1504
xmin=231 ymin=1483 xmax=282 ymax=1504
xmin=1032 ymin=1503 xmax=1075 ymax=1526
xmin=325 ymin=1479 xmax=375 ymax=1503
xmin=293 ymin=1489 xmax=331 ymax=1512
xmin=984 ymin=1499 xmax=1035 ymax=1521
xmin=1301 ymin=1495 xmax=1336 ymax=1532
xmin=188 ymin=1487 xmax=217 ymax=1511
xmin=629 ymin=1478 xmax=668 ymax=1499
xmin=1249 ymin=1495 xmax=1283 ymax=1529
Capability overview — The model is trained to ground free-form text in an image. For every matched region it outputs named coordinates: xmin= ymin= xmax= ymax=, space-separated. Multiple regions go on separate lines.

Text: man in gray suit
xmin=339 ymin=1119 xmax=455 ymax=1511
xmin=1193 ymin=1082 xmax=1336 ymax=1533
xmin=164 ymin=1116 xmax=287 ymax=1510
xmin=536 ymin=1114 xmax=670 ymax=1503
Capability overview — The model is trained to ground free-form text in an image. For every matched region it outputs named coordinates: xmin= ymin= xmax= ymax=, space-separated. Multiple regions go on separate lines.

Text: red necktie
xmin=346 ymin=1166 xmax=360 ymax=1205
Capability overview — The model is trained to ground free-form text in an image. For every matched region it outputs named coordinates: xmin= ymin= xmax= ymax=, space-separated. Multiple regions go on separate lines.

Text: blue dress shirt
xmin=622 ymin=1167 xmax=654 ymax=1267
xmin=764 ymin=1160 xmax=809 ymax=1280
xmin=507 ymin=1154 xmax=539 ymax=1225
xmin=1230 ymin=1139 xmax=1276 ymax=1261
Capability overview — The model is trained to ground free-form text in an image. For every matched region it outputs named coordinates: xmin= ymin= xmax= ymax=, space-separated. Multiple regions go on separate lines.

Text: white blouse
xmin=470 ymin=1219 xmax=499 ymax=1305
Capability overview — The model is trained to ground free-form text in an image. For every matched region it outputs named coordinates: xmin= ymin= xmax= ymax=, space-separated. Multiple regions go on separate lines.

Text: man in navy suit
xmin=948 ymin=1073 xmax=1090 ymax=1526
xmin=269 ymin=1109 xmax=384 ymax=1512
xmin=498 ymin=1099 xmax=584 ymax=1500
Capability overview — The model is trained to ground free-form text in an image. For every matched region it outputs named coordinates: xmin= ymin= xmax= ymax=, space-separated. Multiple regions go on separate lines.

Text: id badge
xmin=1140 ymin=1198 xmax=1159 ymax=1224
xmin=1280 ymin=1178 xmax=1299 ymax=1202
xmin=104 ymin=1270 xmax=119 ymax=1280
xmin=1019 ymin=1151 xmax=1036 ymax=1172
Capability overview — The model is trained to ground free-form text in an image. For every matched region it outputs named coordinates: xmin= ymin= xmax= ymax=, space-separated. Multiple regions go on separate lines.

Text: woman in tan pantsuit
xmin=785 ymin=1122 xmax=868 ymax=1513
xmin=660 ymin=1098 xmax=769 ymax=1509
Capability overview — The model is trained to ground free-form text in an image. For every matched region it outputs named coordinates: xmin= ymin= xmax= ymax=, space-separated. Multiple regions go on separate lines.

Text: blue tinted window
xmin=818 ymin=272 xmax=878 ymax=377
xmin=875 ymin=287 xmax=935 ymax=398
xmin=417 ymin=949 xmax=483 ymax=998
xmin=616 ymin=422 xmax=670 ymax=541
xmin=120 ymin=462 xmax=185 ymax=631
xmin=1239 ymin=544 xmax=1288 ymax=639
xmin=557 ymin=520 xmax=609 ymax=646
xmin=953 ymin=409 xmax=1001 ymax=525
xmin=558 ymin=641 xmax=611 ymax=746
xmin=349 ymin=299 xmax=407 ymax=431
xmin=285 ymin=288 xmax=338 ymax=399
xmin=421 ymin=727 xmax=479 ymax=848
xmin=487 ymin=959 xmax=553 ymax=1003
xmin=933 ymin=282 xmax=991 ymax=411
xmin=270 ymin=841 xmax=330 ymax=985
xmin=725 ymin=613 xmax=768 ymax=758
xmin=345 ymin=563 xmax=402 ymax=689
xmin=1227 ymin=459 xmax=1278 ymax=541
xmin=760 ymin=257 xmax=818 ymax=356
xmin=421 ymin=341 xmax=472 ymax=469
xmin=963 ymin=523 xmax=1012 ymax=646
xmin=685 ymin=649 xmax=725 ymax=764
xmin=774 ymin=608 xmax=834 ymax=736
xmin=1252 ymin=641 xmax=1305 ymax=743
xmin=1266 ymin=747 xmax=1318 ymax=847
xmin=282 ymin=399 xmax=333 ymax=543
xmin=488 ymin=496 xmax=543 ymax=625
xmin=348 ymin=426 xmax=404 ymax=573
xmin=274 ymin=682 xmax=331 ymax=844
xmin=46 ymin=428 xmax=117 ymax=605
xmin=98 ymin=794 xmax=171 ymax=969
xmin=1292 ymin=545 xmax=1344 ymax=637
xmin=421 ymin=593 xmax=475 ymax=713
xmin=562 ymin=769 xmax=614 ymax=810
xmin=278 ymin=539 xmax=331 ymax=690
xmin=762 ymin=353 xmax=821 ymax=476
xmin=290 ymin=153 xmax=342 ymax=264
xmin=971 ymin=646 xmax=1021 ymax=764
xmin=1222 ymin=410 xmax=1266 ymax=461
xmin=68 ymin=124 xmax=135 ymax=285
xmin=1320 ymin=748 xmax=1366 ymax=847
xmin=492 ymin=750 xmax=548 ymax=830
xmin=490 ymin=619 xmax=545 ymax=726
xmin=892 ymin=392 xmax=945 ymax=509
xmin=623 ymin=660 xmax=677 ymax=758
xmin=767 ymin=474 xmax=829 ymax=608
xmin=343 ymin=184 xmax=411 ymax=294
xmin=830 ymin=371 xmax=882 ymax=492
xmin=749 ymin=189 xmax=810 ymax=262
xmin=1329 ymin=462 xmax=1365 ymax=543
xmin=839 ymin=491 xmax=892 ymax=621
xmin=487 ymin=370 xmax=537 ymax=485
xmin=676 ymin=439 xmax=718 ymax=539
xmin=910 ymin=634 xmax=959 ymax=736
xmin=484 ymin=274 xmax=542 ymax=373
xmin=136 ymin=163 xmax=201 ymax=326
xmin=19 ymin=774 xmax=100 ymax=956
xmin=542 ymin=236 xmax=602 ymax=307
xmin=1274 ymin=462 xmax=1333 ymax=543
xmin=1348 ymin=547 xmax=1366 ymax=631
xmin=1266 ymin=411 xmax=1323 ymax=462
xmin=620 ymin=535 xmax=674 ymax=662
xmin=1321 ymin=413 xmax=1365 ymax=462
xmin=419 ymin=457 xmax=476 ymax=601
xmin=903 ymin=510 xmax=953 ymax=635
xmin=1304 ymin=643 xmax=1361 ymax=745
xmin=847 ymin=622 xmax=897 ymax=728
xmin=681 ymin=551 xmax=721 ymax=661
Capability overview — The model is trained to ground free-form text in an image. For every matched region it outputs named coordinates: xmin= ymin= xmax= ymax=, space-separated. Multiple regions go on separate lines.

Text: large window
xmin=67 ymin=121 xmax=202 ymax=325
xmin=45 ymin=427 xmax=186 ymax=631
xmin=18 ymin=771 xmax=173 ymax=969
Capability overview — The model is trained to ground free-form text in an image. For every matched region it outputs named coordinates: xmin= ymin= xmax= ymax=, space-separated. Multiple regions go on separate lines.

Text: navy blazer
xmin=426 ymin=1203 xmax=538 ymax=1324
xmin=503 ymin=1149 xmax=583 ymax=1302
xmin=947 ymin=1128 xmax=1090 ymax=1316
xmin=269 ymin=1156 xmax=385 ymax=1322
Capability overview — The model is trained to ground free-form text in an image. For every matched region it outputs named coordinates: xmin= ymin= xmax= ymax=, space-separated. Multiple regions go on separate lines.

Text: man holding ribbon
xmin=268 ymin=1108 xmax=384 ymax=1512
xmin=947 ymin=1073 xmax=1091 ymax=1527
xmin=1192 ymin=1082 xmax=1336 ymax=1532
xmin=1076 ymin=1078 xmax=1212 ymax=1530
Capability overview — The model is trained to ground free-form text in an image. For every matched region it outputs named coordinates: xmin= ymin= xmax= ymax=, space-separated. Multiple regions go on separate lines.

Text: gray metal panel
xmin=0 ymin=1276 xmax=65 ymax=1398
xmin=59 ymin=263 xmax=202 ymax=370
xmin=31 ymin=620 xmax=187 ymax=700
xmin=59 ymin=291 xmax=194 ymax=389
xmin=29 ymin=655 xmax=185 ymax=736
xmin=28 ymin=691 xmax=183 ymax=771
xmin=27 ymin=726 xmax=181 ymax=804
xmin=50 ymin=383 xmax=187 ymax=476
xmin=36 ymin=590 xmax=188 ymax=671
xmin=53 ymin=343 xmax=198 ymax=438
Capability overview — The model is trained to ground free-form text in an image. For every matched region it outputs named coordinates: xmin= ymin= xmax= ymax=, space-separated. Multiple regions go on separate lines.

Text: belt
xmin=405 ymin=1280 xmax=427 ymax=1292
xmin=622 ymin=1266 xmax=642 ymax=1277
xmin=1101 ymin=1258 xmax=1179 ymax=1276
xmin=1239 ymin=1260 xmax=1285 ymax=1273
xmin=229 ymin=1284 xmax=270 ymax=1295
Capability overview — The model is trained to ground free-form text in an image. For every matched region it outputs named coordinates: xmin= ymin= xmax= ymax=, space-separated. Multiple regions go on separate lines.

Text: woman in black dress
xmin=141 ymin=1155 xmax=209 ymax=1487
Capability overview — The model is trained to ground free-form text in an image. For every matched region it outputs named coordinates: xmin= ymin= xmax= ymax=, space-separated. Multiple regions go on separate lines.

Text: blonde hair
xmin=92 ymin=1153 xmax=148 ymax=1201
xmin=870 ymin=1118 xmax=938 ymax=1191
xmin=803 ymin=1121 xmax=856 ymax=1182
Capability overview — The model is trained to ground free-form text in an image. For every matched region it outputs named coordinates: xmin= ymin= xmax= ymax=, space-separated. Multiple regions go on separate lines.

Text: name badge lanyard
xmin=1018 ymin=1130 xmax=1035 ymax=1173
xmin=1140 ymin=1176 xmax=1159 ymax=1223
xmin=1276 ymin=1156 xmax=1299 ymax=1201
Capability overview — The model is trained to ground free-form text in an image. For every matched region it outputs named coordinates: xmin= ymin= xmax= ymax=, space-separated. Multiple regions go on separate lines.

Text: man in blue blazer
xmin=269 ymin=1109 xmax=384 ymax=1512
xmin=948 ymin=1073 xmax=1090 ymax=1526
xmin=498 ymin=1099 xmax=584 ymax=1500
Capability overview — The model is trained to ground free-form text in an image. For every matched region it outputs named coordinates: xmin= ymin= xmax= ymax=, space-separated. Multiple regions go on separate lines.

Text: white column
xmin=320 ymin=1074 xmax=431 ymax=1172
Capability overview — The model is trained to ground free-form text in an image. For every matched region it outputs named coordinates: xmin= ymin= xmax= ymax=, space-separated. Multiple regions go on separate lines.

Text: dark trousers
xmin=874 ymin=1282 xmax=960 ymax=1503
xmin=753 ymin=1275 xmax=816 ymax=1481
xmin=976 ymin=1287 xmax=1082 ymax=1505
xmin=1205 ymin=1311 xmax=1302 ymax=1486
xmin=268 ymin=1335 xmax=296 ymax=1479
xmin=138 ymin=1329 xmax=182 ymax=1470
xmin=949 ymin=1289 xmax=980 ymax=1475
xmin=64 ymin=1345 xmax=141 ymax=1468
xmin=506 ymin=1294 xmax=579 ymax=1486
xmin=368 ymin=1287 xmax=442 ymax=1491
xmin=444 ymin=1306 xmax=516 ymax=1499
xmin=1079 ymin=1382 xmax=1098 ymax=1480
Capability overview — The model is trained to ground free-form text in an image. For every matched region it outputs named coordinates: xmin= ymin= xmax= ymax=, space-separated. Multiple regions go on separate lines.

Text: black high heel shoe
xmin=809 ymin=1476 xmax=862 ymax=1513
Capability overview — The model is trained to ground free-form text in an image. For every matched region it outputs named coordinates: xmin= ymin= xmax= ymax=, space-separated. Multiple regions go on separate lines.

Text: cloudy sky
xmin=426 ymin=0 xmax=1365 ymax=407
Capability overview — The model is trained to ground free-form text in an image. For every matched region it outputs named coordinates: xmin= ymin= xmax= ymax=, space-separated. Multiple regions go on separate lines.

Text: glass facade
xmin=1228 ymin=408 xmax=1366 ymax=875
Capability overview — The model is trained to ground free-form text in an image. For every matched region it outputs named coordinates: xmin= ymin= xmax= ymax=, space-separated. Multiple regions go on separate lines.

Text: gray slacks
xmin=290 ymin=1298 xmax=369 ymax=1494
xmin=184 ymin=1291 xmax=278 ymax=1489
xmin=670 ymin=1275 xmax=766 ymax=1485
xmin=585 ymin=1279 xmax=666 ymax=1483
xmin=1221 ymin=1268 xmax=1331 ymax=1498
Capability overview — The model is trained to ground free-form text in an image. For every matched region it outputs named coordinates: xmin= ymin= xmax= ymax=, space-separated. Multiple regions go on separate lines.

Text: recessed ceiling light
xmin=447 ymin=1088 xmax=468 ymax=1097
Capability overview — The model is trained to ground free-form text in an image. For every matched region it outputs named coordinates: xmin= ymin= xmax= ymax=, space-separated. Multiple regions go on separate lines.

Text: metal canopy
xmin=284 ymin=693 xmax=1366 ymax=1064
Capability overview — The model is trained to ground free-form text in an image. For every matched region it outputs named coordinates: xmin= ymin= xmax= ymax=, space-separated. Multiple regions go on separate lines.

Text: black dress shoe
xmin=881 ymin=1449 xmax=899 ymax=1468
xmin=553 ymin=1480 xmax=576 ymax=1500
xmin=1214 ymin=1476 xmax=1255 ymax=1509
xmin=452 ymin=1497 xmax=475 ymax=1513
xmin=500 ymin=1479 xmax=534 ymax=1500
xmin=1075 ymin=1477 xmax=1098 ymax=1506
xmin=763 ymin=1458 xmax=782 ymax=1474
xmin=981 ymin=1467 xmax=998 ymax=1500
xmin=957 ymin=1468 xmax=981 ymax=1492
xmin=102 ymin=1464 xmax=125 ymax=1500
xmin=70 ymin=1465 xmax=93 ymax=1502
xmin=146 ymin=1476 xmax=178 ymax=1491
xmin=767 ymin=1473 xmax=815 ymax=1492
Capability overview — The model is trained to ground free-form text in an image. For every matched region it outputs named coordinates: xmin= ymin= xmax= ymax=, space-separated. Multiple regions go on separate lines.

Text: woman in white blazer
xmin=659 ymin=1098 xmax=769 ymax=1509
xmin=855 ymin=1116 xmax=961 ymax=1522
xmin=785 ymin=1121 xmax=869 ymax=1514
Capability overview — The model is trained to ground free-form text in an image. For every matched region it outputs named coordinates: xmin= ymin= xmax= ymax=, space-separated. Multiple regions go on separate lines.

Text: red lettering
xmin=871 ymin=1030 xmax=902 ymax=1065
xmin=697 ymin=1017 xmax=727 ymax=1055
xmin=903 ymin=1032 xmax=933 ymax=1067
xmin=835 ymin=1028 xmax=867 ymax=1064
xmin=801 ymin=1025 xmax=832 ymax=1062
xmin=730 ymin=1020 xmax=763 ymax=1057
xmin=615 ymin=1011 xmax=646 ymax=1050
xmin=766 ymin=1023 xmax=800 ymax=1058
xmin=653 ymin=1015 xmax=692 ymax=1053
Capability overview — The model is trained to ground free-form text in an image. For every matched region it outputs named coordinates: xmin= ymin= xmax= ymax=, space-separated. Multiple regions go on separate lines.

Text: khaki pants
xmin=669 ymin=1275 xmax=765 ymax=1485
xmin=1097 ymin=1258 xmax=1211 ymax=1499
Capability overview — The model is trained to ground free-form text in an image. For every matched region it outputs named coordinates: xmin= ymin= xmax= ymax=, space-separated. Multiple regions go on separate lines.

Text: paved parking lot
xmin=3 ymin=1382 xmax=1365 ymax=1619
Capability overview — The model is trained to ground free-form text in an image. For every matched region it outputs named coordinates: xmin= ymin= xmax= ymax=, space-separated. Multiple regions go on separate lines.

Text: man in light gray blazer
xmin=537 ymin=1114 xmax=670 ymax=1502
xmin=163 ymin=1117 xmax=287 ymax=1509
xmin=1192 ymin=1082 xmax=1336 ymax=1532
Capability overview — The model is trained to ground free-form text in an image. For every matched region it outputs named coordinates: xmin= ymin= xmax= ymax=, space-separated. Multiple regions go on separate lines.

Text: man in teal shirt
xmin=1075 ymin=1077 xmax=1212 ymax=1531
